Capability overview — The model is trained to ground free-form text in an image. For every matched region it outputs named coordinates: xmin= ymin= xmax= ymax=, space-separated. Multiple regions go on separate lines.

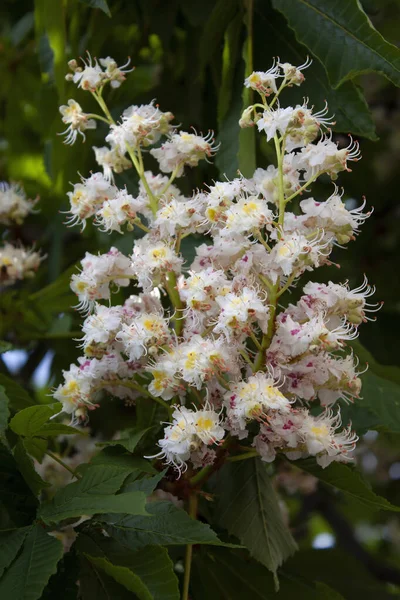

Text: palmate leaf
xmin=212 ymin=458 xmax=297 ymax=574
xmin=0 ymin=386 xmax=10 ymax=441
xmin=358 ymin=370 xmax=400 ymax=433
xmin=286 ymin=548 xmax=398 ymax=600
xmin=0 ymin=444 xmax=38 ymax=529
xmin=78 ymin=0 xmax=111 ymax=17
xmin=39 ymin=464 xmax=148 ymax=524
xmin=13 ymin=440 xmax=49 ymax=496
xmin=254 ymin=2 xmax=377 ymax=140
xmin=102 ymin=501 xmax=237 ymax=549
xmin=296 ymin=459 xmax=400 ymax=511
xmin=0 ymin=527 xmax=30 ymax=578
xmin=191 ymin=547 xmax=344 ymax=599
xmin=272 ymin=0 xmax=400 ymax=88
xmin=0 ymin=524 xmax=63 ymax=600
xmin=77 ymin=532 xmax=179 ymax=600
xmin=79 ymin=555 xmax=133 ymax=600
xmin=342 ymin=342 xmax=400 ymax=433
xmin=97 ymin=427 xmax=151 ymax=453
xmin=198 ymin=0 xmax=240 ymax=70
xmin=0 ymin=375 xmax=35 ymax=411
xmin=10 ymin=404 xmax=61 ymax=437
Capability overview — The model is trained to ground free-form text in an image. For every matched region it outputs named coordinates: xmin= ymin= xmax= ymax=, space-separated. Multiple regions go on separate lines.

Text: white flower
xmin=96 ymin=189 xmax=147 ymax=233
xmin=278 ymin=57 xmax=312 ymax=86
xmin=69 ymin=54 xmax=104 ymax=90
xmin=225 ymin=373 xmax=291 ymax=437
xmin=300 ymin=410 xmax=358 ymax=467
xmin=148 ymin=352 xmax=182 ymax=400
xmin=0 ymin=243 xmax=43 ymax=286
xmin=81 ymin=304 xmax=124 ymax=354
xmin=154 ymin=196 xmax=206 ymax=237
xmin=295 ymin=134 xmax=361 ymax=180
xmin=66 ymin=172 xmax=117 ymax=229
xmin=244 ymin=63 xmax=280 ymax=96
xmin=130 ymin=235 xmax=183 ymax=292
xmin=214 ymin=287 xmax=270 ymax=338
xmin=151 ymin=405 xmax=224 ymax=473
xmin=116 ymin=313 xmax=170 ymax=360
xmin=93 ymin=146 xmax=132 ymax=181
xmin=300 ymin=192 xmax=370 ymax=244
xmin=106 ymin=103 xmax=174 ymax=152
xmin=218 ymin=195 xmax=274 ymax=236
xmin=271 ymin=232 xmax=330 ymax=278
xmin=178 ymin=335 xmax=238 ymax=389
xmin=257 ymin=106 xmax=295 ymax=141
xmin=150 ymin=131 xmax=219 ymax=176
xmin=99 ymin=56 xmax=134 ymax=88
xmin=0 ymin=182 xmax=37 ymax=225
xmin=70 ymin=248 xmax=135 ymax=312
xmin=59 ymin=99 xmax=96 ymax=145
xmin=177 ymin=268 xmax=231 ymax=312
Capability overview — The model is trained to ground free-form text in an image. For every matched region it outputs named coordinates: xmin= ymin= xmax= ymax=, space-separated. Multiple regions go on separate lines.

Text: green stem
xmin=277 ymin=272 xmax=297 ymax=298
xmin=284 ymin=171 xmax=322 ymax=204
xmin=158 ymin=164 xmax=182 ymax=197
xmin=45 ymin=450 xmax=82 ymax=480
xmin=227 ymin=450 xmax=258 ymax=462
xmin=249 ymin=329 xmax=263 ymax=351
xmin=164 ymin=271 xmax=185 ymax=336
xmin=182 ymin=494 xmax=198 ymax=600
xmin=85 ymin=113 xmax=110 ymax=124
xmin=91 ymin=91 xmax=115 ymax=125
xmin=274 ymin=133 xmax=286 ymax=229
xmin=253 ymin=228 xmax=272 ymax=252
xmin=239 ymin=348 xmax=254 ymax=367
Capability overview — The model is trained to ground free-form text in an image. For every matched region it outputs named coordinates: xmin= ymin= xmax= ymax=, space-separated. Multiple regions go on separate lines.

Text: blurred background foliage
xmin=1 ymin=0 xmax=400 ymax=597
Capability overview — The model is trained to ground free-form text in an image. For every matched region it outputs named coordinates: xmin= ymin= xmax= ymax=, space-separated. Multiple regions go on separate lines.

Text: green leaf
xmin=34 ymin=0 xmax=66 ymax=99
xmin=0 ymin=386 xmax=10 ymax=440
xmin=77 ymin=532 xmax=179 ymax=600
xmin=297 ymin=459 xmax=400 ymax=511
xmin=0 ymin=375 xmax=35 ymax=411
xmin=191 ymin=547 xmax=325 ymax=599
xmin=360 ymin=370 xmax=400 ymax=432
xmin=103 ymin=501 xmax=237 ymax=549
xmin=78 ymin=0 xmax=111 ymax=17
xmin=0 ymin=524 xmax=63 ymax=600
xmin=97 ymin=428 xmax=150 ymax=453
xmin=351 ymin=340 xmax=400 ymax=385
xmin=85 ymin=556 xmax=152 ymax=600
xmin=28 ymin=263 xmax=78 ymax=316
xmin=218 ymin=14 xmax=243 ymax=123
xmin=0 ymin=443 xmax=38 ymax=528
xmin=286 ymin=548 xmax=396 ymax=600
xmin=238 ymin=3 xmax=256 ymax=177
xmin=0 ymin=527 xmax=30 ymax=578
xmin=316 ymin=582 xmax=345 ymax=599
xmin=0 ymin=341 xmax=13 ymax=353
xmin=254 ymin=3 xmax=377 ymax=140
xmin=272 ymin=0 xmax=400 ymax=89
xmin=13 ymin=439 xmax=49 ymax=496
xmin=122 ymin=470 xmax=165 ymax=496
xmin=38 ymin=464 xmax=148 ymax=524
xmin=79 ymin=555 xmax=133 ymax=600
xmin=199 ymin=0 xmax=240 ymax=70
xmin=22 ymin=437 xmax=48 ymax=463
xmin=212 ymin=458 xmax=297 ymax=574
xmin=33 ymin=423 xmax=85 ymax=438
xmin=88 ymin=447 xmax=157 ymax=475
xmin=10 ymin=404 xmax=61 ymax=437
